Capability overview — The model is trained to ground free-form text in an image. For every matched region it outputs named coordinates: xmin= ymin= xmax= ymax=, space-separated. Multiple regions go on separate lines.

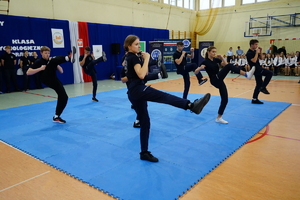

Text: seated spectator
xmin=273 ymin=53 xmax=285 ymax=76
xmin=259 ymin=53 xmax=266 ymax=69
xmin=285 ymin=53 xmax=296 ymax=76
xmin=265 ymin=53 xmax=273 ymax=71
xmin=295 ymin=51 xmax=300 ymax=76
xmin=238 ymin=54 xmax=248 ymax=72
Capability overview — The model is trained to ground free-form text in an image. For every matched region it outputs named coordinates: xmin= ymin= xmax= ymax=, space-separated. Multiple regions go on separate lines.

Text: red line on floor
xmin=263 ymin=133 xmax=300 ymax=142
xmin=246 ymin=125 xmax=269 ymax=144
xmin=22 ymin=91 xmax=57 ymax=99
xmin=231 ymin=75 xmax=241 ymax=82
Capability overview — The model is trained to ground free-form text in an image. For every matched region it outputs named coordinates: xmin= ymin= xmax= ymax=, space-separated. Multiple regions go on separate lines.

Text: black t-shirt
xmin=31 ymin=58 xmax=58 ymax=78
xmin=20 ymin=56 xmax=31 ymax=67
xmin=79 ymin=55 xmax=93 ymax=69
xmin=246 ymin=49 xmax=260 ymax=68
xmin=125 ymin=52 xmax=144 ymax=88
xmin=30 ymin=56 xmax=38 ymax=64
xmin=1 ymin=52 xmax=16 ymax=68
xmin=173 ymin=50 xmax=187 ymax=73
xmin=202 ymin=58 xmax=222 ymax=80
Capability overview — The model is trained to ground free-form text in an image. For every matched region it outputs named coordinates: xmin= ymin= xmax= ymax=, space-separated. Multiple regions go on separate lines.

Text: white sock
xmin=135 ymin=120 xmax=139 ymax=123
xmin=54 ymin=115 xmax=59 ymax=118
xmin=158 ymin=73 xmax=162 ymax=79
xmin=65 ymin=56 xmax=69 ymax=61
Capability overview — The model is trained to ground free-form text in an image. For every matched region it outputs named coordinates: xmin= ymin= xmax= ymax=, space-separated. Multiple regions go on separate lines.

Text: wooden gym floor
xmin=0 ymin=72 xmax=299 ymax=200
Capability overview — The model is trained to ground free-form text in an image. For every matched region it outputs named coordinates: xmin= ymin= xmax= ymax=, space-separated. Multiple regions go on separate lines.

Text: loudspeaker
xmin=111 ymin=43 xmax=120 ymax=54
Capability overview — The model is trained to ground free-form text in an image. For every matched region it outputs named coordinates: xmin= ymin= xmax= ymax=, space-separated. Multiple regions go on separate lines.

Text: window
xmin=170 ymin=0 xmax=176 ymax=6
xmin=224 ymin=0 xmax=235 ymax=7
xmin=189 ymin=0 xmax=194 ymax=10
xmin=200 ymin=0 xmax=210 ymax=10
xmin=242 ymin=0 xmax=255 ymax=4
xmin=199 ymin=0 xmax=236 ymax=10
xmin=177 ymin=0 xmax=183 ymax=7
xmin=211 ymin=0 xmax=222 ymax=8
xmin=184 ymin=0 xmax=189 ymax=8
xmin=164 ymin=0 xmax=169 ymax=4
xmin=242 ymin=0 xmax=270 ymax=4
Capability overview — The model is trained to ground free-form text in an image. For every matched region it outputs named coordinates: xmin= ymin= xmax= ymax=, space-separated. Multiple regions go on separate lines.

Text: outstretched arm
xmin=27 ymin=65 xmax=46 ymax=75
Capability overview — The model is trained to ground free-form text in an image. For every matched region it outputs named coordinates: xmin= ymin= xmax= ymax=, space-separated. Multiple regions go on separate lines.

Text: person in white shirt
xmin=273 ymin=53 xmax=284 ymax=76
xmin=226 ymin=47 xmax=234 ymax=63
xmin=295 ymin=51 xmax=300 ymax=76
xmin=238 ymin=54 xmax=248 ymax=71
xmin=265 ymin=53 xmax=273 ymax=71
xmin=230 ymin=55 xmax=238 ymax=73
xmin=259 ymin=53 xmax=266 ymax=69
xmin=285 ymin=53 xmax=296 ymax=76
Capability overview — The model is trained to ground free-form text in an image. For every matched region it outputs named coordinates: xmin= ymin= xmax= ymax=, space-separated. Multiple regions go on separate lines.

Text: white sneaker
xmin=216 ymin=117 xmax=228 ymax=124
xmin=246 ymin=66 xmax=255 ymax=80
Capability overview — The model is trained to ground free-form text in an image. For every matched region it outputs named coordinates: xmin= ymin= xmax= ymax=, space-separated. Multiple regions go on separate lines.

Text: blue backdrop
xmin=0 ymin=14 xmax=169 ymax=91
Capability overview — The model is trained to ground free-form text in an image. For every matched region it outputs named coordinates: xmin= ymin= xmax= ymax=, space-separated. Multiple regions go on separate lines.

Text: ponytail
xmin=205 ymin=46 xmax=216 ymax=59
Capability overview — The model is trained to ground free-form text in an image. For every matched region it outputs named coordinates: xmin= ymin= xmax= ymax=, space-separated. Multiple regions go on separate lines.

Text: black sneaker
xmin=92 ymin=97 xmax=99 ymax=102
xmin=260 ymin=87 xmax=270 ymax=95
xmin=133 ymin=121 xmax=140 ymax=128
xmin=102 ymin=51 xmax=107 ymax=62
xmin=251 ymin=99 xmax=264 ymax=104
xmin=199 ymin=78 xmax=208 ymax=85
xmin=68 ymin=46 xmax=76 ymax=63
xmin=140 ymin=151 xmax=159 ymax=162
xmin=53 ymin=116 xmax=66 ymax=123
xmin=160 ymin=64 xmax=168 ymax=78
xmin=190 ymin=93 xmax=211 ymax=114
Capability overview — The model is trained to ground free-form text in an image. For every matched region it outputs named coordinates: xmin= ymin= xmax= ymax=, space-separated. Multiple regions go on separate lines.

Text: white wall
xmin=3 ymin=0 xmax=300 ymax=54
xmin=6 ymin=0 xmax=195 ymax=32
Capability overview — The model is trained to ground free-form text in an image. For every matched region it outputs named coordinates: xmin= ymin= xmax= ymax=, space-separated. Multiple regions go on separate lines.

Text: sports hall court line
xmin=246 ymin=125 xmax=269 ymax=144
xmin=0 ymin=171 xmax=50 ymax=192
xmin=22 ymin=91 xmax=57 ymax=99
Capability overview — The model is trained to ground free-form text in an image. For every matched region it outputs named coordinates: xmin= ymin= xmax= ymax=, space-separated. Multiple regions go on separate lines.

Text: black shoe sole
xmin=199 ymin=78 xmax=208 ymax=85
xmin=251 ymin=101 xmax=264 ymax=104
xmin=192 ymin=93 xmax=211 ymax=114
xmin=161 ymin=64 xmax=168 ymax=78
xmin=72 ymin=46 xmax=76 ymax=63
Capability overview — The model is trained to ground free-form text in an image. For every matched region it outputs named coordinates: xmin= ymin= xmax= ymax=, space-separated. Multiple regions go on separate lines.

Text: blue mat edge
xmin=0 ymin=89 xmax=292 ymax=200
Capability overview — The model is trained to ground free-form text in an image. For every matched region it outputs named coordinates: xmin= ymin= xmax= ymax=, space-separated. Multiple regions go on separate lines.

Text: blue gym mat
xmin=0 ymin=88 xmax=291 ymax=200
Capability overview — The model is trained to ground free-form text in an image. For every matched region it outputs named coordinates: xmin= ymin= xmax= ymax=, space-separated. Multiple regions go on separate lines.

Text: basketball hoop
xmin=252 ymin=33 xmax=260 ymax=38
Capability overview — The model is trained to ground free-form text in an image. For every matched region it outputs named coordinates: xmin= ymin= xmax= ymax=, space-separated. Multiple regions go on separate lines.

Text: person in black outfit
xmin=277 ymin=46 xmax=286 ymax=57
xmin=173 ymin=41 xmax=207 ymax=99
xmin=121 ymin=52 xmax=168 ymax=128
xmin=19 ymin=50 xmax=32 ymax=91
xmin=246 ymin=39 xmax=273 ymax=104
xmin=0 ymin=61 xmax=3 ymax=94
xmin=124 ymin=35 xmax=211 ymax=162
xmin=0 ymin=46 xmax=20 ymax=93
xmin=198 ymin=46 xmax=256 ymax=124
xmin=30 ymin=51 xmax=43 ymax=89
xmin=79 ymin=46 xmax=107 ymax=102
xmin=27 ymin=46 xmax=76 ymax=123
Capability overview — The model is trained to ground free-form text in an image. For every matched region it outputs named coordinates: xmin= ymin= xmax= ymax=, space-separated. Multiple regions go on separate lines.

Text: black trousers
xmin=0 ymin=68 xmax=3 ymax=92
xmin=22 ymin=65 xmax=31 ymax=90
xmin=128 ymin=84 xmax=189 ymax=152
xmin=4 ymin=67 xmax=19 ymax=92
xmin=252 ymin=66 xmax=273 ymax=99
xmin=210 ymin=64 xmax=240 ymax=116
xmin=33 ymin=72 xmax=43 ymax=89
xmin=179 ymin=63 xmax=203 ymax=99
xmin=84 ymin=56 xmax=105 ymax=98
xmin=41 ymin=56 xmax=69 ymax=116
